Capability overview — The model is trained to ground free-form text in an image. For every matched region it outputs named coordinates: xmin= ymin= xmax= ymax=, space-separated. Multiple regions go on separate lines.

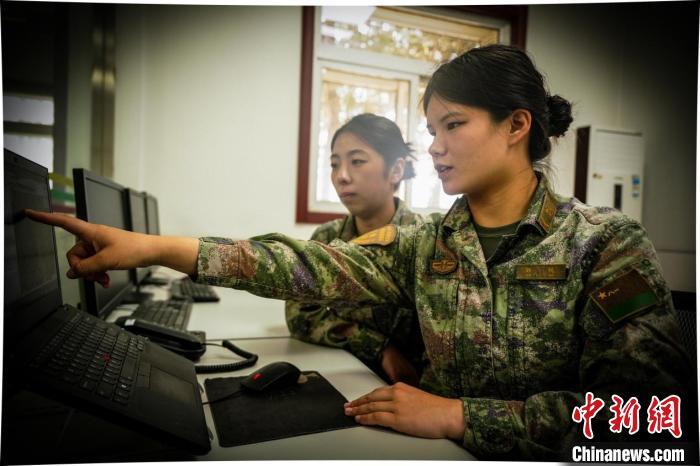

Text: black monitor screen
xmin=127 ymin=189 xmax=148 ymax=284
xmin=73 ymin=169 xmax=132 ymax=318
xmin=4 ymin=151 xmax=62 ymax=348
xmin=145 ymin=195 xmax=160 ymax=235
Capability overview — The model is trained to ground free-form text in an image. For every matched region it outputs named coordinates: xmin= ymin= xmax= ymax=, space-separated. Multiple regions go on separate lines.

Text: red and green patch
xmin=590 ymin=269 xmax=659 ymax=323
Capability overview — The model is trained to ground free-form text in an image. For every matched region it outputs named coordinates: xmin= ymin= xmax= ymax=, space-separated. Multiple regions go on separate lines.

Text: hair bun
xmin=546 ymin=94 xmax=573 ymax=137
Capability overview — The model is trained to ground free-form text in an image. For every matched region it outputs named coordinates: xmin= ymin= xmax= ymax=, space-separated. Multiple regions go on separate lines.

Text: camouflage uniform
xmin=285 ymin=198 xmax=426 ymax=375
xmin=195 ymin=176 xmax=691 ymax=459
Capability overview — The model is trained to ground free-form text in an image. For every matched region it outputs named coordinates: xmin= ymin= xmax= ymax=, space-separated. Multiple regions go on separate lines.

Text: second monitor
xmin=126 ymin=188 xmax=150 ymax=286
xmin=73 ymin=168 xmax=133 ymax=319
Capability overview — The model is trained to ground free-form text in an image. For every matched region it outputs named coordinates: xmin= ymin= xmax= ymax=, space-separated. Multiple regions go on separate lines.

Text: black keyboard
xmin=171 ymin=278 xmax=219 ymax=302
xmin=29 ymin=313 xmax=146 ymax=406
xmin=130 ymin=298 xmax=193 ymax=330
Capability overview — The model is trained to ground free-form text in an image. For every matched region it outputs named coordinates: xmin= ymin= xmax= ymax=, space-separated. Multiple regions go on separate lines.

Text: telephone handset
xmin=115 ymin=316 xmax=259 ymax=373
xmin=115 ymin=316 xmax=206 ymax=361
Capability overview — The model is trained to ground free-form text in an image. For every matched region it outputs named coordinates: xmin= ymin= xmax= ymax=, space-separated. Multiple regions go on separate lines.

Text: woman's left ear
xmin=508 ymin=109 xmax=532 ymax=146
xmin=389 ymin=158 xmax=405 ymax=185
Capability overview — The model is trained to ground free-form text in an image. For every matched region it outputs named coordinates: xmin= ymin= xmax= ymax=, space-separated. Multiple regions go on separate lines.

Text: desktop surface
xmin=96 ymin=267 xmax=476 ymax=460
xmin=196 ymin=337 xmax=475 ymax=460
xmin=115 ymin=267 xmax=290 ymax=340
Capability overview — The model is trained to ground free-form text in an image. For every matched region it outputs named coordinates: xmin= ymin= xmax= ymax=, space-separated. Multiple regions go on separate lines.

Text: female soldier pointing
xmin=28 ymin=44 xmax=690 ymax=459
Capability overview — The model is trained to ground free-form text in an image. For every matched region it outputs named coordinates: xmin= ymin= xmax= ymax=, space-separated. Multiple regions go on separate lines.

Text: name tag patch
xmin=515 ymin=264 xmax=567 ymax=280
xmin=590 ymin=269 xmax=659 ymax=323
xmin=350 ymin=224 xmax=397 ymax=246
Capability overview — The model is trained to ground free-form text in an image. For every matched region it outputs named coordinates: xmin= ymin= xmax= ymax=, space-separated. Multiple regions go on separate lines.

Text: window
xmin=296 ymin=5 xmax=528 ymax=223
xmin=3 ymin=93 xmax=55 ymax=172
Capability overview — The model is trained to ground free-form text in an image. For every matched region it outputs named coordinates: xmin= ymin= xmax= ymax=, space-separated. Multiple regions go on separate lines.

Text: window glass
xmin=3 ymin=94 xmax=54 ymax=125
xmin=310 ymin=6 xmax=505 ymax=214
xmin=316 ymin=67 xmax=409 ymax=203
xmin=411 ymin=76 xmax=459 ymax=209
xmin=4 ymin=134 xmax=54 ymax=172
xmin=3 ymin=93 xmax=55 ymax=172
xmin=321 ymin=6 xmax=499 ymax=64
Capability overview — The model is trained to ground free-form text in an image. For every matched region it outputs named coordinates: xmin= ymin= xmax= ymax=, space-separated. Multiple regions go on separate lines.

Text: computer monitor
xmin=145 ymin=194 xmax=160 ymax=235
xmin=73 ymin=168 xmax=133 ymax=319
xmin=4 ymin=149 xmax=62 ymax=349
xmin=126 ymin=188 xmax=149 ymax=285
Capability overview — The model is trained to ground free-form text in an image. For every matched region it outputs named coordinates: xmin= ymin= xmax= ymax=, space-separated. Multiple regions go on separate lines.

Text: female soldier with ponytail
xmin=29 ymin=44 xmax=690 ymax=459
xmin=285 ymin=113 xmax=426 ymax=386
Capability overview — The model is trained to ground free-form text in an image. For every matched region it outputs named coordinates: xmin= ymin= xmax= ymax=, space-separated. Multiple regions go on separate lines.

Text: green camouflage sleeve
xmin=285 ymin=301 xmax=390 ymax=362
xmin=285 ymin=228 xmax=389 ymax=362
xmin=459 ymin=221 xmax=691 ymax=460
xmin=196 ymin=229 xmax=417 ymax=309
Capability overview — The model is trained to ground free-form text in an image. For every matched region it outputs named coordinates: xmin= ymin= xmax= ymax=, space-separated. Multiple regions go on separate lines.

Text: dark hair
xmin=331 ymin=113 xmax=416 ymax=190
xmin=423 ymin=44 xmax=573 ymax=162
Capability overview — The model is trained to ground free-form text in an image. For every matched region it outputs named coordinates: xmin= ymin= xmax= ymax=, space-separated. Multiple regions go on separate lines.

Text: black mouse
xmin=240 ymin=361 xmax=301 ymax=393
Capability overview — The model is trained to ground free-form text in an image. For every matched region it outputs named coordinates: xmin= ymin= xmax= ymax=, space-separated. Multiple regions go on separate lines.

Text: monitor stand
xmin=121 ymin=287 xmax=154 ymax=305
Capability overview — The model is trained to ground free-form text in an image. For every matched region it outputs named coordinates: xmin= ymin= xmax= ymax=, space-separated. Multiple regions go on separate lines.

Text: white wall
xmin=527 ymin=3 xmax=696 ymax=291
xmin=112 ymin=4 xmax=696 ymax=291
xmin=114 ymin=5 xmax=317 ymax=240
xmin=57 ymin=6 xmax=98 ymax=307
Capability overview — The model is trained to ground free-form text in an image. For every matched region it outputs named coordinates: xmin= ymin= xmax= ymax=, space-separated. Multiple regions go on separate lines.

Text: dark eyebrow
xmin=439 ymin=111 xmax=466 ymax=123
xmin=427 ymin=111 xmax=466 ymax=131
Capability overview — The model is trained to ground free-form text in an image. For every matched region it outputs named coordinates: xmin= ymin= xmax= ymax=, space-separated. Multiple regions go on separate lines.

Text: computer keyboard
xmin=29 ymin=313 xmax=146 ymax=406
xmin=130 ymin=298 xmax=193 ymax=330
xmin=170 ymin=278 xmax=219 ymax=302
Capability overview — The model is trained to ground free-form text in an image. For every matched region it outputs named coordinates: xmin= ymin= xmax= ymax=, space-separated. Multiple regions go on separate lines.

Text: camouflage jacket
xmin=285 ymin=198 xmax=426 ymax=368
xmin=195 ymin=176 xmax=690 ymax=459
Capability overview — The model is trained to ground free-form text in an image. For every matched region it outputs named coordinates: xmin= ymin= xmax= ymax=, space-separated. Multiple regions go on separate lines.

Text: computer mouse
xmin=240 ymin=361 xmax=301 ymax=393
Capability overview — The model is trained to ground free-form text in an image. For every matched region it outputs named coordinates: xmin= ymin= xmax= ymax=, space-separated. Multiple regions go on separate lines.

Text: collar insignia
xmin=537 ymin=190 xmax=557 ymax=233
xmin=350 ymin=224 xmax=397 ymax=246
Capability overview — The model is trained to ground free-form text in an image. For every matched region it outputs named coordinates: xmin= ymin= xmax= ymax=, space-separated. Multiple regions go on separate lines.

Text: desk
xmin=113 ymin=268 xmax=476 ymax=460
xmin=115 ymin=267 xmax=290 ymax=340
xmin=189 ymin=287 xmax=289 ymax=340
xmin=196 ymin=337 xmax=475 ymax=460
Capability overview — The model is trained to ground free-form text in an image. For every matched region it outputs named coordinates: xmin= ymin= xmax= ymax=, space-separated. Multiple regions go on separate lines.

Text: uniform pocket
xmin=414 ymin=274 xmax=460 ymax=394
xmin=507 ymin=274 xmax=582 ymax=395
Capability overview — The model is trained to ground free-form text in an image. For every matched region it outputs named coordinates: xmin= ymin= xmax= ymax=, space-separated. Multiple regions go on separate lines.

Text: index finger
xmin=25 ymin=209 xmax=92 ymax=238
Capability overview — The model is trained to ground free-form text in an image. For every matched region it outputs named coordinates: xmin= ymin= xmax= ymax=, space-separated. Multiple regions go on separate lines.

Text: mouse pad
xmin=204 ymin=371 xmax=358 ymax=447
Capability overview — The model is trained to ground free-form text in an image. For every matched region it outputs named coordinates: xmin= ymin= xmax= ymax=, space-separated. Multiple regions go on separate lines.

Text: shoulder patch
xmin=350 ymin=224 xmax=397 ymax=246
xmin=589 ymin=269 xmax=659 ymax=323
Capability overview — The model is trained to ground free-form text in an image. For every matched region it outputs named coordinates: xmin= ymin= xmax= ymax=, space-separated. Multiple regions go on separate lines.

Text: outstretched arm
xmin=26 ymin=209 xmax=199 ymax=284
xmin=195 ymin=231 xmax=414 ymax=307
xmin=28 ymin=211 xmax=418 ymax=310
